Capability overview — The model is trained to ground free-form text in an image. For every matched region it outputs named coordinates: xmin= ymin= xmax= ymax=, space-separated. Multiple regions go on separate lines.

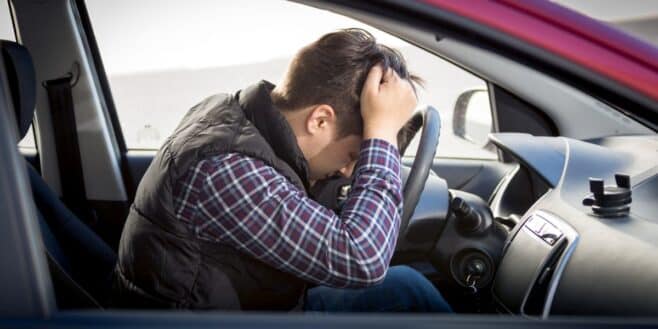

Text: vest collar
xmin=238 ymin=80 xmax=310 ymax=190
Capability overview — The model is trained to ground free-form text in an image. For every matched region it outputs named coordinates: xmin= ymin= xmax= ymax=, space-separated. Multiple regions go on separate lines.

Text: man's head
xmin=272 ymin=28 xmax=421 ymax=182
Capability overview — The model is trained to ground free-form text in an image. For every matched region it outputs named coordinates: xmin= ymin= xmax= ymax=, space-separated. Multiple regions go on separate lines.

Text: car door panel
xmin=125 ymin=150 xmax=156 ymax=191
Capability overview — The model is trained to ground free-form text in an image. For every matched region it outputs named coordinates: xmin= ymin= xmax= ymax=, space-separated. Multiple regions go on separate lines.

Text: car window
xmin=1 ymin=0 xmax=36 ymax=150
xmin=0 ymin=1 xmax=13 ymax=41
xmin=86 ymin=0 xmax=496 ymax=160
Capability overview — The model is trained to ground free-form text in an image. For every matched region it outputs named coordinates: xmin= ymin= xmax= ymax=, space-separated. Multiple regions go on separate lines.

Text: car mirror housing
xmin=452 ymin=89 xmax=493 ymax=148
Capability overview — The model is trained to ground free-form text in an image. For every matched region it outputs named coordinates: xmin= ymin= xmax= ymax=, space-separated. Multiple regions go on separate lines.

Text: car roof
xmin=423 ymin=0 xmax=658 ymax=103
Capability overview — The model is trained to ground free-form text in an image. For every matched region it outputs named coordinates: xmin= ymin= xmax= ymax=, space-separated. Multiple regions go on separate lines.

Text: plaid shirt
xmin=173 ymin=139 xmax=402 ymax=288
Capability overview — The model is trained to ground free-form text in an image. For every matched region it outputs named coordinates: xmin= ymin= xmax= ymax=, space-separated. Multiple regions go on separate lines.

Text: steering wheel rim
xmin=398 ymin=106 xmax=441 ymax=242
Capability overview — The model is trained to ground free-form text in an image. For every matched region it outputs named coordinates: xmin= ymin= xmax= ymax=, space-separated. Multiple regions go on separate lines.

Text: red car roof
xmin=423 ymin=0 xmax=658 ymax=103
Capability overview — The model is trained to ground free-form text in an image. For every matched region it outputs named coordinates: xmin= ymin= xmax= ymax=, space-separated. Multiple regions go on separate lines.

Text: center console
xmin=492 ymin=210 xmax=579 ymax=318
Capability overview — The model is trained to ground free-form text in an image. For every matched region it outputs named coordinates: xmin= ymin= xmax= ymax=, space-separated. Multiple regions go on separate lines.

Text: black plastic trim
xmin=6 ymin=311 xmax=658 ymax=329
xmin=492 ymin=84 xmax=559 ymax=137
xmin=6 ymin=0 xmax=17 ymax=41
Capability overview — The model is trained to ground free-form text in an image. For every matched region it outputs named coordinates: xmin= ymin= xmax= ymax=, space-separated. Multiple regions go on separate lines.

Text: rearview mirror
xmin=452 ymin=89 xmax=492 ymax=147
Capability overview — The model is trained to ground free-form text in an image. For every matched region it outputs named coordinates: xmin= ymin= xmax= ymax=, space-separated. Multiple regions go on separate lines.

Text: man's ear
xmin=306 ymin=104 xmax=336 ymax=135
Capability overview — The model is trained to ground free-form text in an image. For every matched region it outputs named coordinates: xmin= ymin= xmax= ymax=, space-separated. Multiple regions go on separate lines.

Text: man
xmin=113 ymin=28 xmax=452 ymax=312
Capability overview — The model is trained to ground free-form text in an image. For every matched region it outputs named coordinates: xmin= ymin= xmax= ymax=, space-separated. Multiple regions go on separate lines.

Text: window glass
xmin=1 ymin=0 xmax=36 ymax=149
xmin=18 ymin=126 xmax=36 ymax=150
xmin=86 ymin=0 xmax=495 ymax=159
xmin=0 ymin=1 xmax=14 ymax=41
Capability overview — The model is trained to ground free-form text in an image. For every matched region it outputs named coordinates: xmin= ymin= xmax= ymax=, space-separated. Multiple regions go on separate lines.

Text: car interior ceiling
xmin=2 ymin=40 xmax=115 ymax=309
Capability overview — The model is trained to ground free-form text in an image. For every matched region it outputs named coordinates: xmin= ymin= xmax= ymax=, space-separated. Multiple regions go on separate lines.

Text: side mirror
xmin=452 ymin=89 xmax=492 ymax=147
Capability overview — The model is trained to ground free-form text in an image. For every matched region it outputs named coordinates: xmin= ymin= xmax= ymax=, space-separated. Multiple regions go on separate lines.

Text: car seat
xmin=1 ymin=40 xmax=116 ymax=309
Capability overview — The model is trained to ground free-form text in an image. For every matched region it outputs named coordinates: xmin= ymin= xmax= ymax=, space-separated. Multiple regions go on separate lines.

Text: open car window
xmin=85 ymin=0 xmax=497 ymax=160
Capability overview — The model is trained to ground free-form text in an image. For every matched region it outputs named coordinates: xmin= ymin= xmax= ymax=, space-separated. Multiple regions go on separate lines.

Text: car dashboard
xmin=489 ymin=133 xmax=658 ymax=317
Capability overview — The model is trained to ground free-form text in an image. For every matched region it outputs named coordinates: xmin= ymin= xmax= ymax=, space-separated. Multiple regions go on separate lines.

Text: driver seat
xmin=1 ymin=40 xmax=116 ymax=308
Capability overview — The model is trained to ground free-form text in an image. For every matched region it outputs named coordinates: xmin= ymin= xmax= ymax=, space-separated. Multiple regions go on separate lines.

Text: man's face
xmin=285 ymin=103 xmax=363 ymax=184
xmin=306 ymin=133 xmax=362 ymax=184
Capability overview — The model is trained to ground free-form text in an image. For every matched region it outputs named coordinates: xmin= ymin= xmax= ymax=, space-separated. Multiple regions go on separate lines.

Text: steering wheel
xmin=397 ymin=106 xmax=441 ymax=242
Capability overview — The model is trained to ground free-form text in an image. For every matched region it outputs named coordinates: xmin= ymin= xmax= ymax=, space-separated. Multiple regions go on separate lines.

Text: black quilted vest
xmin=113 ymin=81 xmax=309 ymax=310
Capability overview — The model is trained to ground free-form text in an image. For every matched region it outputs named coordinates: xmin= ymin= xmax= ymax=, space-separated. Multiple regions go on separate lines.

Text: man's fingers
xmin=363 ymin=65 xmax=384 ymax=95
xmin=381 ymin=67 xmax=395 ymax=84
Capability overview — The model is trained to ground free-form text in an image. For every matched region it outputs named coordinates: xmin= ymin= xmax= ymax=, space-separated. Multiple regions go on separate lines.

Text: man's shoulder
xmin=198 ymin=152 xmax=286 ymax=181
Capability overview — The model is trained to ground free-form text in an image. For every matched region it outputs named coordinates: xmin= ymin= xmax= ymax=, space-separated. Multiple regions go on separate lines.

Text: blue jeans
xmin=304 ymin=265 xmax=453 ymax=313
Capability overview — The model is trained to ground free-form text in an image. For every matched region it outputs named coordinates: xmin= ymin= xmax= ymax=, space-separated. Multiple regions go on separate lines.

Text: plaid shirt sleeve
xmin=174 ymin=139 xmax=402 ymax=288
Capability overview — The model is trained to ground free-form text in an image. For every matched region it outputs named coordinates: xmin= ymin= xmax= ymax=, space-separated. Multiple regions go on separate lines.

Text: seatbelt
xmin=43 ymin=75 xmax=96 ymax=225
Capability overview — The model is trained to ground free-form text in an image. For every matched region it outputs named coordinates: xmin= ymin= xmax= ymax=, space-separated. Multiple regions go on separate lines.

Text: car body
xmin=1 ymin=0 xmax=657 ymax=327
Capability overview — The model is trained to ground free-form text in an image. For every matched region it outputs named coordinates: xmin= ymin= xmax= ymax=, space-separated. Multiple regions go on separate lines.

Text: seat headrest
xmin=1 ymin=40 xmax=36 ymax=141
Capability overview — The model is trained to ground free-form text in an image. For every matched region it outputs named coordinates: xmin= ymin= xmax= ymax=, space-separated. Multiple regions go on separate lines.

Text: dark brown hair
xmin=271 ymin=28 xmax=422 ymax=137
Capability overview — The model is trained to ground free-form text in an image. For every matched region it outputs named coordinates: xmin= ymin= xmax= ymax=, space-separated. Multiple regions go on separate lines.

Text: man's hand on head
xmin=360 ymin=65 xmax=417 ymax=147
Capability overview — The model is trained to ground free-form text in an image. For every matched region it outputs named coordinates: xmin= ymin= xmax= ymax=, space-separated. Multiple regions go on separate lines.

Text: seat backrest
xmin=1 ymin=40 xmax=117 ymax=308
xmin=0 ymin=40 xmax=35 ymax=144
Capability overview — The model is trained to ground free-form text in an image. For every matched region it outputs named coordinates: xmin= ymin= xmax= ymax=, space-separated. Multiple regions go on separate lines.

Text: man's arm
xmin=178 ymin=138 xmax=401 ymax=288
